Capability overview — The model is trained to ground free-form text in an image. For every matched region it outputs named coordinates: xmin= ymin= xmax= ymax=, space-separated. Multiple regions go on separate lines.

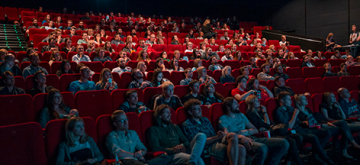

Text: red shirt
xmin=231 ymin=88 xmax=246 ymax=97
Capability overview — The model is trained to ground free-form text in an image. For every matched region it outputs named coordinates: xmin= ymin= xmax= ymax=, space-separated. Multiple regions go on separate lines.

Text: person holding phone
xmin=96 ymin=68 xmax=118 ymax=91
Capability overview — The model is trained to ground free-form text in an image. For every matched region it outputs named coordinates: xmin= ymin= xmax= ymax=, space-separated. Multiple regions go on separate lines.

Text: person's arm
xmin=288 ymin=109 xmax=300 ymax=129
xmin=233 ymin=90 xmax=254 ymax=102
xmin=334 ymin=102 xmax=347 ymax=119
xmin=38 ymin=108 xmax=50 ymax=128
xmin=243 ymin=122 xmax=259 ymax=135
xmin=261 ymin=86 xmax=274 ymax=98
xmin=246 ymin=111 xmax=270 ymax=129
xmin=147 ymin=127 xmax=175 ymax=154
xmin=175 ymin=125 xmax=190 ymax=149
xmin=56 ymin=143 xmax=81 ymax=165
xmin=320 ymin=108 xmax=336 ymax=121
xmin=88 ymin=137 xmax=104 ymax=163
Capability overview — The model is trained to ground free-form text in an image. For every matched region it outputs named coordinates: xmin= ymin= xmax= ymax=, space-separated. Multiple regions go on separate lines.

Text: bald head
xmin=338 ymin=87 xmax=350 ymax=99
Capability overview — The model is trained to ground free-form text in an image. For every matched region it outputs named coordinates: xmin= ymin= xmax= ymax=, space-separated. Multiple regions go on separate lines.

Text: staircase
xmin=0 ymin=24 xmax=27 ymax=52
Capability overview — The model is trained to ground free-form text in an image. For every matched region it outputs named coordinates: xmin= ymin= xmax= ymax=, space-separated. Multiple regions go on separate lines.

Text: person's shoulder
xmin=181 ymin=118 xmax=192 ymax=127
xmin=70 ymin=80 xmax=80 ymax=85
xmin=219 ymin=114 xmax=229 ymax=121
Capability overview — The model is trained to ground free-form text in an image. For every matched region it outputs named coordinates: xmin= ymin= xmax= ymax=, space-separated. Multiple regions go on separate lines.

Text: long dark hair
xmin=60 ymin=59 xmax=73 ymax=74
xmin=47 ymin=88 xmax=68 ymax=119
xmin=203 ymin=83 xmax=224 ymax=101
xmin=246 ymin=78 xmax=257 ymax=91
xmin=151 ymin=68 xmax=163 ymax=85
xmin=169 ymin=58 xmax=178 ymax=70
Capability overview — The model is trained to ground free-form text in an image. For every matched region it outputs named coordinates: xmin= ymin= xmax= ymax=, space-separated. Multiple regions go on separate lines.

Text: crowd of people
xmin=2 ymin=7 xmax=360 ymax=165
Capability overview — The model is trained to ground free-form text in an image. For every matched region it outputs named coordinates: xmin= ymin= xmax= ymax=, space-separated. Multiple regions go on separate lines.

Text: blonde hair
xmin=98 ymin=68 xmax=115 ymax=85
xmin=193 ymin=59 xmax=202 ymax=68
xmin=50 ymin=50 xmax=62 ymax=61
xmin=196 ymin=66 xmax=206 ymax=78
xmin=161 ymin=81 xmax=174 ymax=90
xmin=65 ymin=117 xmax=89 ymax=147
xmin=245 ymin=95 xmax=258 ymax=114
xmin=221 ymin=65 xmax=231 ymax=77
xmin=137 ymin=49 xmax=151 ymax=62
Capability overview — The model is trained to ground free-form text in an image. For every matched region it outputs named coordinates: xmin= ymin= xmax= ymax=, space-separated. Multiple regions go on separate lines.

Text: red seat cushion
xmin=75 ymin=90 xmax=113 ymax=120
xmin=0 ymin=94 xmax=35 ymax=126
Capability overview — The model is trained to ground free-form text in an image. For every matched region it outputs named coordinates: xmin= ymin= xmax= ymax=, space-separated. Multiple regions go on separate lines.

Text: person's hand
xmin=333 ymin=102 xmax=340 ymax=108
xmin=260 ymin=105 xmax=267 ymax=113
xmin=199 ymin=77 xmax=205 ymax=83
xmin=217 ymin=131 xmax=226 ymax=138
xmin=69 ymin=109 xmax=78 ymax=116
xmin=240 ymin=136 xmax=254 ymax=150
xmin=141 ymin=81 xmax=149 ymax=88
xmin=134 ymin=151 xmax=143 ymax=159
xmin=259 ymin=127 xmax=266 ymax=132
xmin=259 ymin=85 xmax=266 ymax=90
xmin=138 ymin=106 xmax=146 ymax=112
xmin=302 ymin=121 xmax=309 ymax=126
xmin=327 ymin=122 xmax=336 ymax=127
xmin=248 ymin=90 xmax=256 ymax=94
xmin=293 ymin=109 xmax=300 ymax=116
xmin=173 ymin=145 xmax=185 ymax=153
xmin=86 ymin=158 xmax=96 ymax=164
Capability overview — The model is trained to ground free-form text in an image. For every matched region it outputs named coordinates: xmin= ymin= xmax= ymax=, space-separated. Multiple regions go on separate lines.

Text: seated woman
xmin=234 ymin=51 xmax=243 ymax=61
xmin=326 ymin=33 xmax=341 ymax=52
xmin=173 ymin=50 xmax=189 ymax=62
xmin=191 ymin=48 xmax=202 ymax=60
xmin=155 ymin=58 xmax=167 ymax=71
xmin=49 ymin=50 xmax=63 ymax=66
xmin=104 ymin=41 xmax=115 ymax=53
xmin=196 ymin=31 xmax=204 ymax=40
xmin=95 ymin=68 xmax=118 ymax=91
xmin=86 ymin=40 xmax=96 ymax=53
xmin=171 ymin=35 xmax=180 ymax=45
xmin=56 ymin=60 xmax=74 ymax=76
xmin=183 ymin=37 xmax=190 ymax=45
xmin=277 ymin=49 xmax=287 ymax=59
xmin=266 ymin=49 xmax=274 ymax=59
xmin=295 ymin=94 xmax=360 ymax=159
xmin=186 ymin=29 xmax=195 ymax=39
xmin=56 ymin=117 xmax=104 ymax=164
xmin=93 ymin=47 xmax=112 ymax=63
xmin=246 ymin=78 xmax=274 ymax=105
xmin=220 ymin=65 xmax=235 ymax=83
xmin=240 ymin=66 xmax=255 ymax=80
xmin=136 ymin=49 xmax=151 ymax=63
xmin=39 ymin=89 xmax=78 ymax=128
xmin=160 ymin=51 xmax=170 ymax=62
xmin=197 ymin=66 xmax=216 ymax=84
xmin=29 ymin=70 xmax=54 ymax=97
xmin=255 ymin=50 xmax=266 ymax=62
xmin=94 ymin=33 xmax=104 ymax=45
xmin=266 ymin=57 xmax=275 ymax=68
xmin=313 ymin=51 xmax=326 ymax=60
xmin=191 ymin=58 xmax=202 ymax=72
xmin=136 ymin=61 xmax=148 ymax=76
xmin=169 ymin=58 xmax=184 ymax=72
xmin=287 ymin=52 xmax=299 ymax=60
xmin=269 ymin=45 xmax=277 ymax=53
xmin=331 ymin=50 xmax=347 ymax=59
xmin=61 ymin=38 xmax=75 ymax=54
xmin=203 ymin=82 xmax=224 ymax=105
xmin=151 ymin=68 xmax=169 ymax=87
xmin=245 ymin=95 xmax=303 ymax=165
xmin=249 ymin=57 xmax=258 ymax=69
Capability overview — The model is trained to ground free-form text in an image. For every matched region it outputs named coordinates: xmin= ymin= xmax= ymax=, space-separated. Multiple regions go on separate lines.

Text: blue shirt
xmin=22 ymin=65 xmax=49 ymax=79
xmin=68 ymin=80 xmax=96 ymax=94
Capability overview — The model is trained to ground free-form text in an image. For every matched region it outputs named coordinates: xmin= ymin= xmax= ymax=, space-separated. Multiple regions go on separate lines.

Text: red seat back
xmin=120 ymin=72 xmax=133 ymax=89
xmin=0 ymin=122 xmax=47 ymax=165
xmin=287 ymin=59 xmax=301 ymax=67
xmin=286 ymin=78 xmax=307 ymax=94
xmin=143 ymin=87 xmax=163 ymax=107
xmin=80 ymin=62 xmax=104 ymax=73
xmin=75 ymin=90 xmax=113 ymax=119
xmin=285 ymin=67 xmax=302 ymax=79
xmin=305 ymin=77 xmax=324 ymax=94
xmin=170 ymin=71 xmax=186 ymax=85
xmin=340 ymin=76 xmax=357 ymax=91
xmin=111 ymin=89 xmax=144 ymax=111
xmin=302 ymin=67 xmax=320 ymax=78
xmin=323 ymin=77 xmax=341 ymax=92
xmin=174 ymin=85 xmax=191 ymax=99
xmin=347 ymin=66 xmax=360 ymax=76
xmin=210 ymin=103 xmax=224 ymax=132
xmin=311 ymin=93 xmax=323 ymax=113
xmin=265 ymin=98 xmax=278 ymax=121
xmin=0 ymin=94 xmax=34 ymax=126
xmin=59 ymin=74 xmax=81 ymax=92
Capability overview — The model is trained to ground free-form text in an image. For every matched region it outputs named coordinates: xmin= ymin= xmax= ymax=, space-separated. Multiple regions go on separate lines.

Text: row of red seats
xmin=1 ymin=89 xmax=358 ymax=165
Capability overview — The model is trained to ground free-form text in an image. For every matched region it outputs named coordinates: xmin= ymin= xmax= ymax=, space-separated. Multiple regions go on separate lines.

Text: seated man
xmin=181 ymin=80 xmax=206 ymax=105
xmin=345 ymin=55 xmax=360 ymax=66
xmin=0 ymin=54 xmax=22 ymax=76
xmin=220 ymin=31 xmax=230 ymax=40
xmin=68 ymin=66 xmax=95 ymax=94
xmin=208 ymin=56 xmax=224 ymax=71
xmin=338 ymin=88 xmax=360 ymax=118
xmin=273 ymin=76 xmax=295 ymax=97
xmin=129 ymin=68 xmax=153 ymax=90
xmin=301 ymin=56 xmax=315 ymax=68
xmin=77 ymin=32 xmax=89 ymax=44
xmin=322 ymin=62 xmax=337 ymax=77
xmin=112 ymin=58 xmax=132 ymax=76
xmin=257 ymin=63 xmax=274 ymax=81
xmin=232 ymin=75 xmax=255 ymax=102
xmin=72 ymin=45 xmax=91 ymax=64
xmin=153 ymin=81 xmax=183 ymax=110
xmin=29 ymin=70 xmax=54 ymax=97
xmin=220 ymin=48 xmax=234 ymax=62
xmin=182 ymin=99 xmax=246 ymax=165
xmin=273 ymin=91 xmax=335 ymax=165
xmin=145 ymin=34 xmax=157 ymax=46
xmin=106 ymin=110 xmax=169 ymax=165
xmin=41 ymin=37 xmax=59 ymax=53
xmin=42 ymin=31 xmax=56 ymax=43
xmin=136 ymin=39 xmax=154 ymax=54
xmin=110 ymin=34 xmax=125 ymax=45
xmin=119 ymin=90 xmax=149 ymax=114
xmin=337 ymin=63 xmax=350 ymax=77
xmin=148 ymin=104 xmax=205 ymax=165
xmin=0 ymin=71 xmax=25 ymax=95
xmin=23 ymin=53 xmax=49 ymax=79
xmin=180 ymin=68 xmax=193 ymax=86
xmin=26 ymin=18 xmax=39 ymax=34
xmin=219 ymin=97 xmax=289 ymax=165
xmin=273 ymin=64 xmax=289 ymax=80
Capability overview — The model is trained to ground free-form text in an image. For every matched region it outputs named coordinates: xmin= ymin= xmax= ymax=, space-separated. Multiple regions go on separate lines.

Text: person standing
xmin=350 ymin=25 xmax=360 ymax=57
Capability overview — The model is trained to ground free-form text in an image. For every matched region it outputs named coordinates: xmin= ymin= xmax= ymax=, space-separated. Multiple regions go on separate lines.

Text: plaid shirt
xmin=180 ymin=78 xmax=192 ymax=85
xmin=181 ymin=117 xmax=216 ymax=141
xmin=153 ymin=94 xmax=183 ymax=110
xmin=128 ymin=79 xmax=153 ymax=90
xmin=112 ymin=67 xmax=132 ymax=76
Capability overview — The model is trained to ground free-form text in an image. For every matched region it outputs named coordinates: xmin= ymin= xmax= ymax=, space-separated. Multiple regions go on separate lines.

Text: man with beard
xmin=112 ymin=58 xmax=131 ymax=76
xmin=181 ymin=80 xmax=206 ymax=105
xmin=273 ymin=76 xmax=295 ymax=97
xmin=111 ymin=34 xmax=125 ymax=46
xmin=76 ymin=21 xmax=86 ymax=30
xmin=136 ymin=39 xmax=155 ymax=54
xmin=116 ymin=28 xmax=125 ymax=38
xmin=148 ymin=104 xmax=206 ymax=165
xmin=257 ymin=63 xmax=274 ymax=81
xmin=219 ymin=97 xmax=289 ymax=165
xmin=29 ymin=70 xmax=54 ymax=96
xmin=26 ymin=18 xmax=39 ymax=34
xmin=208 ymin=56 xmax=223 ymax=71
xmin=153 ymin=81 xmax=183 ymax=110
xmin=220 ymin=49 xmax=234 ymax=62
xmin=68 ymin=66 xmax=95 ymax=94
xmin=273 ymin=64 xmax=289 ymax=80
xmin=129 ymin=68 xmax=153 ymax=90
xmin=0 ymin=54 xmax=22 ymax=76
xmin=0 ymin=71 xmax=25 ymax=95
xmin=23 ymin=53 xmax=49 ymax=78
xmin=182 ymin=99 xmax=246 ymax=165
xmin=72 ymin=45 xmax=91 ymax=64
xmin=41 ymin=37 xmax=59 ymax=53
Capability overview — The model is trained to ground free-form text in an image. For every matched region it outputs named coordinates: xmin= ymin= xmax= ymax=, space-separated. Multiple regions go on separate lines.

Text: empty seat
xmin=4 ymin=7 xmax=19 ymax=21
xmin=45 ymin=117 xmax=96 ymax=164
xmin=143 ymin=87 xmax=163 ymax=108
xmin=323 ymin=77 xmax=341 ymax=92
xmin=14 ymin=76 xmax=26 ymax=91
xmin=174 ymin=85 xmax=191 ymax=99
xmin=311 ymin=93 xmax=323 ymax=113
xmin=80 ymin=62 xmax=104 ymax=72
xmin=0 ymin=94 xmax=34 ymax=126
xmin=59 ymin=74 xmax=81 ymax=91
xmin=285 ymin=67 xmax=302 ymax=79
xmin=347 ymin=66 xmax=360 ymax=76
xmin=33 ymin=93 xmax=48 ymax=122
xmin=350 ymin=90 xmax=359 ymax=102
xmin=286 ymin=78 xmax=307 ymax=94
xmin=222 ymin=82 xmax=237 ymax=97
xmin=305 ymin=77 xmax=325 ymax=94
xmin=224 ymin=60 xmax=240 ymax=69
xmin=268 ymin=40 xmax=280 ymax=46
xmin=75 ymin=90 xmax=113 ymax=120
xmin=120 ymin=72 xmax=133 ymax=89
xmin=212 ymin=70 xmax=222 ymax=82
xmin=210 ymin=103 xmax=224 ymax=132
xmin=340 ymin=76 xmax=358 ymax=91
xmin=0 ymin=122 xmax=47 ymax=165
xmin=111 ymin=89 xmax=144 ymax=111
xmin=302 ymin=67 xmax=320 ymax=78
xmin=170 ymin=71 xmax=186 ymax=85
xmin=265 ymin=98 xmax=278 ymax=121
xmin=167 ymin=45 xmax=183 ymax=52
xmin=287 ymin=59 xmax=301 ymax=68
xmin=314 ymin=59 xmax=328 ymax=67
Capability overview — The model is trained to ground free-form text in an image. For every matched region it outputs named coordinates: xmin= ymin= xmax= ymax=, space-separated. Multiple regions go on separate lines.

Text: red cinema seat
xmin=210 ymin=103 xmax=224 ymax=132
xmin=347 ymin=66 xmax=360 ymax=76
xmin=240 ymin=60 xmax=250 ymax=67
xmin=340 ymin=76 xmax=358 ymax=91
xmin=311 ymin=93 xmax=323 ymax=113
xmin=167 ymin=45 xmax=183 ymax=52
xmin=287 ymin=59 xmax=301 ymax=68
xmin=45 ymin=117 xmax=96 ymax=164
xmin=288 ymin=45 xmax=301 ymax=52
xmin=60 ymin=91 xmax=75 ymax=109
xmin=328 ymin=59 xmax=344 ymax=67
xmin=285 ymin=67 xmax=302 ymax=79
xmin=96 ymin=112 xmax=141 ymax=158
xmin=267 ymin=80 xmax=275 ymax=91
xmin=80 ymin=61 xmax=104 ymax=73
xmin=350 ymin=90 xmax=359 ymax=102
xmin=14 ymin=76 xmax=26 ymax=91
xmin=224 ymin=60 xmax=240 ymax=69
xmin=120 ymin=72 xmax=133 ymax=89
xmin=251 ymin=68 xmax=261 ymax=77
xmin=104 ymin=61 xmax=118 ymax=70
xmin=0 ymin=122 xmax=47 ymax=165
xmin=213 ymin=70 xmax=222 ymax=82
xmin=0 ymin=94 xmax=34 ymax=126
xmin=302 ymin=67 xmax=320 ymax=78
xmin=174 ymin=85 xmax=191 ymax=99
xmin=4 ymin=7 xmax=19 ymax=21
xmin=59 ymin=74 xmax=81 ymax=91
xmin=91 ymin=73 xmax=100 ymax=83
xmin=305 ymin=77 xmax=325 ymax=94
xmin=314 ymin=59 xmax=327 ymax=67
xmin=256 ymin=59 xmax=266 ymax=68
xmin=152 ymin=44 xmax=167 ymax=52
xmin=111 ymin=89 xmax=144 ymax=111
xmin=33 ymin=93 xmax=48 ymax=122
xmin=268 ymin=40 xmax=280 ymax=46
xmin=126 ymin=60 xmax=139 ymax=69
xmin=143 ymin=87 xmax=163 ymax=108
xmin=286 ymin=78 xmax=307 ymax=94
xmin=265 ymin=98 xmax=278 ymax=121
xmin=200 ymin=83 xmax=224 ymax=95
xmin=75 ymin=90 xmax=113 ymax=120
xmin=222 ymin=82 xmax=237 ymax=97
xmin=323 ymin=77 xmax=341 ymax=92
xmin=170 ymin=71 xmax=186 ymax=85
xmin=0 ymin=7 xmax=5 ymax=21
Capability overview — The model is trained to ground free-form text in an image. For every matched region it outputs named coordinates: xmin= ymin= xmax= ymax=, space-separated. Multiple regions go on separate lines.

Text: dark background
xmin=2 ymin=0 xmax=359 ymax=45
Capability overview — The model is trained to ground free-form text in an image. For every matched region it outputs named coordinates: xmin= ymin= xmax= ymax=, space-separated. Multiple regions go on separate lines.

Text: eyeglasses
xmin=115 ymin=118 xmax=128 ymax=123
